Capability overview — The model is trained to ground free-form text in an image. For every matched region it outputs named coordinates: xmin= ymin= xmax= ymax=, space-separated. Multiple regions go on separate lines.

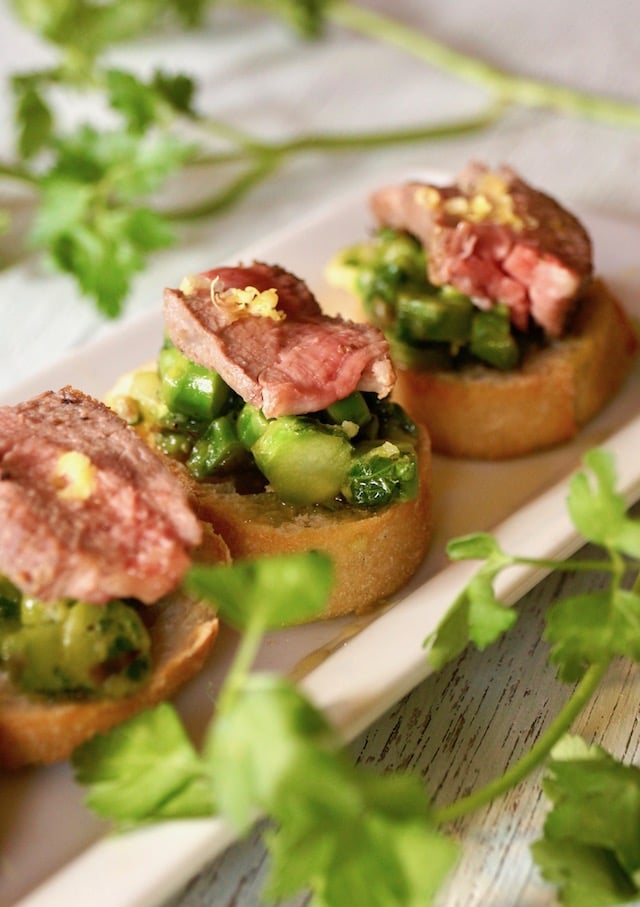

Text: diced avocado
xmin=251 ymin=417 xmax=352 ymax=505
xmin=396 ymin=289 xmax=473 ymax=344
xmin=106 ymin=366 xmax=167 ymax=426
xmin=0 ymin=576 xmax=21 ymax=634
xmin=470 ymin=305 xmax=520 ymax=370
xmin=237 ymin=403 xmax=271 ymax=449
xmin=377 ymin=230 xmax=426 ymax=282
xmin=387 ymin=336 xmax=452 ymax=371
xmin=324 ymin=392 xmax=372 ymax=430
xmin=2 ymin=597 xmax=150 ymax=697
xmin=158 ymin=345 xmax=230 ymax=421
xmin=187 ymin=414 xmax=247 ymax=479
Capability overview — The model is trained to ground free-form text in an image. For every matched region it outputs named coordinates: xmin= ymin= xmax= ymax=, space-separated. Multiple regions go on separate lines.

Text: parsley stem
xmin=510 ymin=556 xmax=621 ymax=574
xmin=167 ymin=154 xmax=280 ymax=220
xmin=268 ymin=104 xmax=502 ymax=153
xmin=217 ymin=616 xmax=267 ymax=717
xmin=328 ymin=1 xmax=640 ymax=129
xmin=0 ymin=160 xmax=38 ymax=185
xmin=433 ymin=659 xmax=609 ymax=825
xmin=170 ymin=106 xmax=498 ymax=220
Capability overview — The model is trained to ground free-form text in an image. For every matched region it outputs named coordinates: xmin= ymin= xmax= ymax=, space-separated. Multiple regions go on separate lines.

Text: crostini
xmin=326 ymin=163 xmax=638 ymax=459
xmin=0 ymin=386 xmax=228 ymax=768
xmin=107 ymin=262 xmax=433 ymax=620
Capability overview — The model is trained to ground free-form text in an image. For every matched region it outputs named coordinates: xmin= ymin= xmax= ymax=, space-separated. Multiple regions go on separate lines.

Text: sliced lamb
xmin=163 ymin=261 xmax=395 ymax=417
xmin=370 ymin=162 xmax=593 ymax=337
xmin=0 ymin=387 xmax=202 ymax=605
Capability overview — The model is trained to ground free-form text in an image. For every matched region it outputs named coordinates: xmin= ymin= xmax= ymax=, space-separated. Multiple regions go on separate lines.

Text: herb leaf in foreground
xmin=544 ymin=587 xmax=640 ymax=682
xmin=204 ymin=672 xmax=337 ymax=831
xmin=11 ymin=72 xmax=53 ymax=159
xmin=531 ymin=735 xmax=640 ymax=906
xmin=265 ymin=756 xmax=458 ymax=907
xmin=425 ymin=533 xmax=517 ymax=669
xmin=73 ymin=550 xmax=457 ymax=905
xmin=73 ymin=702 xmax=214 ymax=823
xmin=205 ymin=672 xmax=457 ymax=907
xmin=187 ymin=549 xmax=335 ymax=629
xmin=567 ymin=448 xmax=640 ymax=557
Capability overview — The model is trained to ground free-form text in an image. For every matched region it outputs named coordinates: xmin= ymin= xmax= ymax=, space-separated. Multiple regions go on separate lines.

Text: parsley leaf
xmin=106 ymin=68 xmax=196 ymax=133
xmin=531 ymin=735 xmax=640 ymax=906
xmin=11 ymin=73 xmax=54 ymax=158
xmin=567 ymin=449 xmax=640 ymax=557
xmin=205 ymin=672 xmax=458 ymax=906
xmin=204 ymin=672 xmax=338 ymax=830
xmin=73 ymin=702 xmax=214 ymax=823
xmin=425 ymin=533 xmax=517 ymax=669
xmin=10 ymin=0 xmax=193 ymax=60
xmin=29 ymin=126 xmax=193 ymax=316
xmin=264 ymin=757 xmax=457 ymax=907
xmin=544 ymin=588 xmax=640 ymax=682
xmin=244 ymin=0 xmax=330 ymax=38
xmin=187 ymin=550 xmax=335 ymax=630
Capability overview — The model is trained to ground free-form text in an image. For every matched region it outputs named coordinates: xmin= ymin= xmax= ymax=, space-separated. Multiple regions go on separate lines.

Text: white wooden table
xmin=1 ymin=2 xmax=639 ymax=905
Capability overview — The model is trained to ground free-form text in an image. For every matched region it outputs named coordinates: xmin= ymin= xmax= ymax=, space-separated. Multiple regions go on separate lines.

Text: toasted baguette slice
xmin=170 ymin=426 xmax=433 ymax=620
xmin=0 ymin=525 xmax=228 ymax=769
xmin=389 ymin=279 xmax=637 ymax=459
xmin=107 ymin=371 xmax=433 ymax=619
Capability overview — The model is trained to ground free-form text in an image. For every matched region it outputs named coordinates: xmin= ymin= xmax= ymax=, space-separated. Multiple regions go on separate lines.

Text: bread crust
xmin=0 ymin=594 xmax=217 ymax=769
xmin=176 ymin=427 xmax=433 ymax=620
xmin=0 ymin=525 xmax=228 ymax=769
xmin=390 ymin=279 xmax=638 ymax=459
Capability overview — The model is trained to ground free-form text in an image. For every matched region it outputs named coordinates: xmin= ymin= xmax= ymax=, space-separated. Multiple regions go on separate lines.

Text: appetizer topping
xmin=163 ymin=261 xmax=395 ymax=418
xmin=371 ymin=162 xmax=593 ymax=337
xmin=181 ymin=272 xmax=285 ymax=323
xmin=416 ymin=170 xmax=539 ymax=231
xmin=212 ymin=280 xmax=284 ymax=323
xmin=329 ymin=227 xmax=521 ymax=372
xmin=0 ymin=387 xmax=201 ymax=605
xmin=0 ymin=580 xmax=151 ymax=698
xmin=112 ymin=351 xmax=420 ymax=509
xmin=53 ymin=450 xmax=97 ymax=501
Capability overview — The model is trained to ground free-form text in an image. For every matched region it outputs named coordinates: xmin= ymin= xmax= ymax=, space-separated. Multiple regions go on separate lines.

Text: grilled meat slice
xmin=370 ymin=162 xmax=593 ymax=337
xmin=0 ymin=387 xmax=202 ymax=604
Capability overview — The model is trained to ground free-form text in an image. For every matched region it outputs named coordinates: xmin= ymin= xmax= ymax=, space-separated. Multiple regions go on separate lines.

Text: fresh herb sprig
xmin=73 ymin=550 xmax=458 ymax=907
xmin=73 ymin=448 xmax=640 ymax=906
xmin=2 ymin=0 xmax=640 ymax=316
xmin=426 ymin=448 xmax=640 ymax=902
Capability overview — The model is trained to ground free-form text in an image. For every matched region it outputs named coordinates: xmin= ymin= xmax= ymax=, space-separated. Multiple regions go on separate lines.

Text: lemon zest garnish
xmin=210 ymin=277 xmax=285 ymax=322
xmin=179 ymin=274 xmax=211 ymax=296
xmin=414 ymin=185 xmax=441 ymax=209
xmin=421 ymin=170 xmax=539 ymax=232
xmin=53 ymin=451 xmax=97 ymax=501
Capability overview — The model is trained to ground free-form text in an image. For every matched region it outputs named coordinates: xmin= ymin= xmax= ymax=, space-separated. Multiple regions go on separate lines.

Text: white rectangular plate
xmin=2 ymin=171 xmax=640 ymax=907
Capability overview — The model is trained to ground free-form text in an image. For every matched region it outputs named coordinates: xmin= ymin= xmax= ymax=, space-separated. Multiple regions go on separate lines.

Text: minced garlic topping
xmin=53 ymin=451 xmax=97 ymax=501
xmin=415 ymin=171 xmax=538 ymax=232
xmin=179 ymin=273 xmax=285 ymax=322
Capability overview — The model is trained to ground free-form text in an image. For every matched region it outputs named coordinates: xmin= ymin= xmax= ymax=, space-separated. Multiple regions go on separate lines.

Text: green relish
xmin=0 ymin=577 xmax=151 ymax=698
xmin=113 ymin=339 xmax=421 ymax=510
xmin=335 ymin=227 xmax=524 ymax=371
